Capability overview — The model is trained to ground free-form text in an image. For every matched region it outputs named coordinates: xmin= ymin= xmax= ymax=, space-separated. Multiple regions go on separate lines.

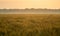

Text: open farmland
xmin=0 ymin=14 xmax=60 ymax=36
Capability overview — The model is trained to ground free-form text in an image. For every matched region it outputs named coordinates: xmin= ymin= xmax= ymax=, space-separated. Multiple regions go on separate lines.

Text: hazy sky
xmin=0 ymin=0 xmax=60 ymax=9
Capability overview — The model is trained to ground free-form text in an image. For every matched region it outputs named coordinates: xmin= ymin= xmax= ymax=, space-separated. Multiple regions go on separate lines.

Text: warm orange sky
xmin=0 ymin=0 xmax=60 ymax=9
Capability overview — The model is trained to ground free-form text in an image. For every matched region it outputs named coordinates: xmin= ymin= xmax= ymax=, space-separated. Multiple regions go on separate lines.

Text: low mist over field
xmin=0 ymin=9 xmax=60 ymax=14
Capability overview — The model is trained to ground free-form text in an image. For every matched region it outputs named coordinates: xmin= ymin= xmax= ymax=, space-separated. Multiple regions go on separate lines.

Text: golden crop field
xmin=0 ymin=14 xmax=60 ymax=36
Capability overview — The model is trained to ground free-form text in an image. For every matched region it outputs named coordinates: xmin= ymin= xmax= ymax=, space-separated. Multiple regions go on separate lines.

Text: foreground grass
xmin=0 ymin=14 xmax=60 ymax=36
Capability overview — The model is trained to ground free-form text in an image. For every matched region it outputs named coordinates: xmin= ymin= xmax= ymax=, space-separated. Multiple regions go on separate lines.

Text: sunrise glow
xmin=0 ymin=0 xmax=60 ymax=9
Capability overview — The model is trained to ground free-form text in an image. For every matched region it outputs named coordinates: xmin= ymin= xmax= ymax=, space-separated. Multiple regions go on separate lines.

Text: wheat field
xmin=0 ymin=14 xmax=60 ymax=36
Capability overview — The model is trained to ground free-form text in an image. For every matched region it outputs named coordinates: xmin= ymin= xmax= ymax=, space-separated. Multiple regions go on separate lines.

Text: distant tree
xmin=25 ymin=8 xmax=29 ymax=10
xmin=30 ymin=8 xmax=35 ymax=10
